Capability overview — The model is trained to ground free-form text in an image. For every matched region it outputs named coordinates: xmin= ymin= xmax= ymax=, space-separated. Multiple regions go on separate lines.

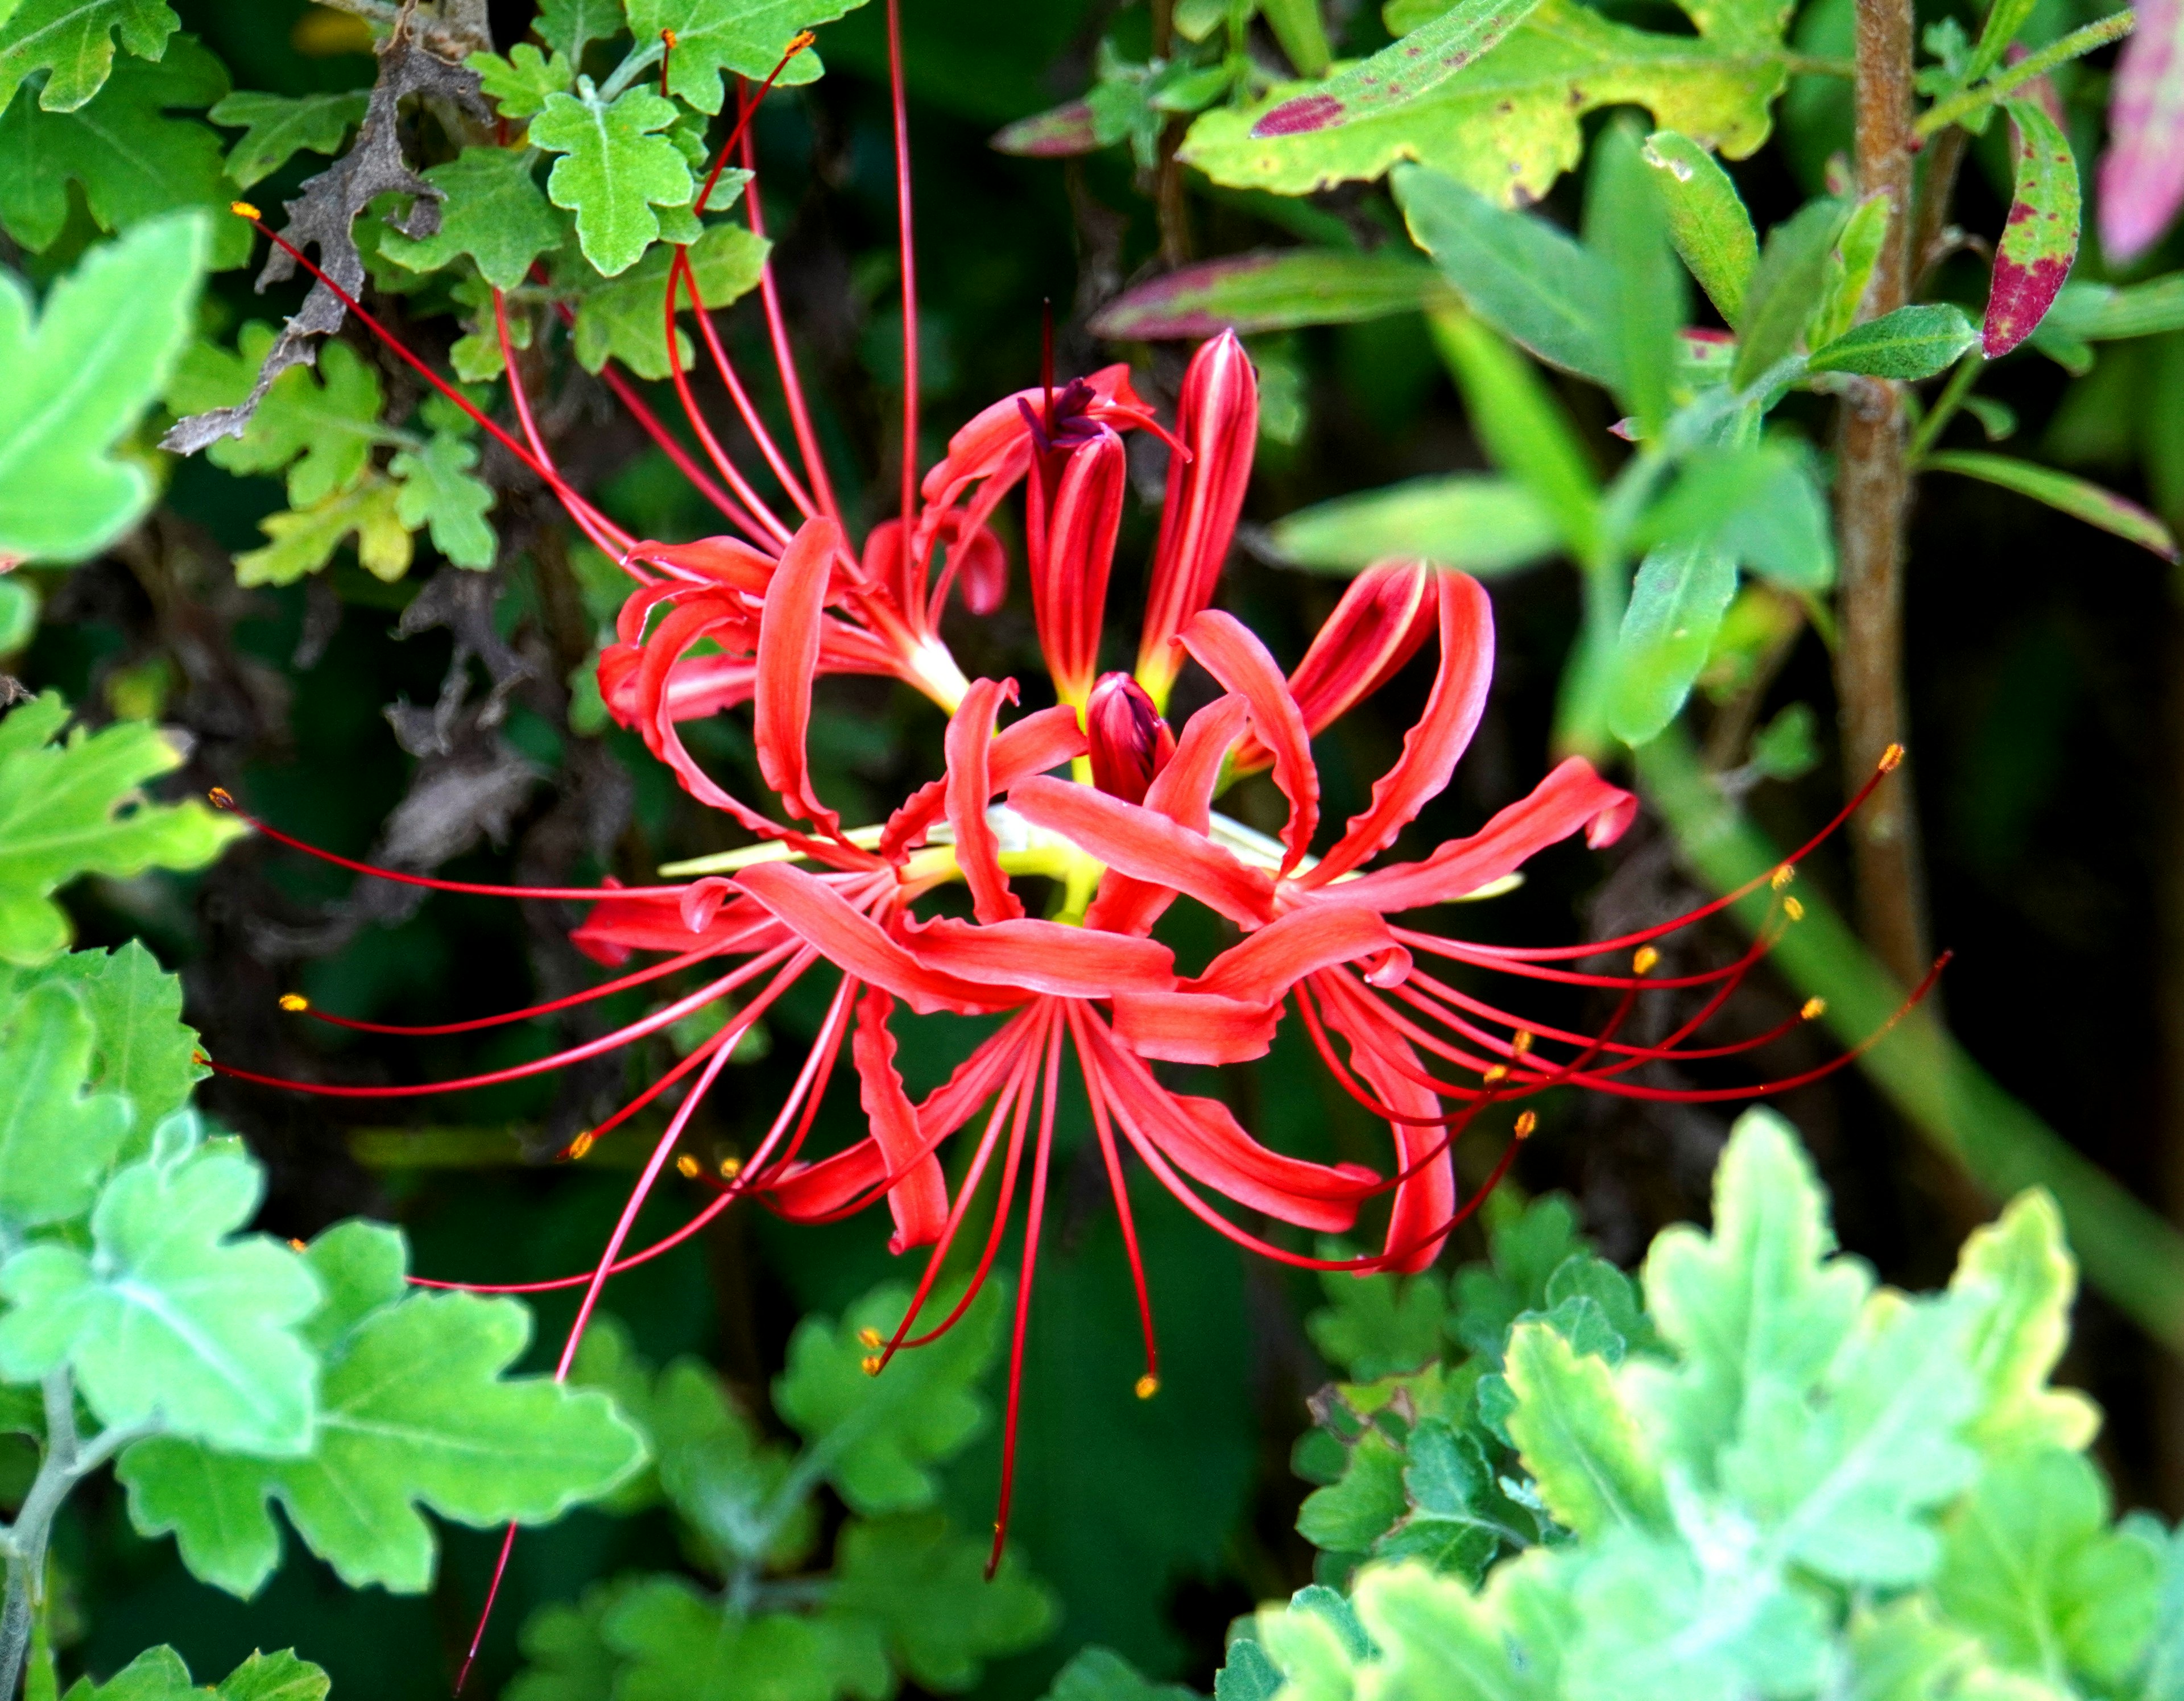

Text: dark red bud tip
xmin=1252 ymin=93 xmax=1344 ymax=136
xmin=1086 ymin=673 xmax=1176 ymax=806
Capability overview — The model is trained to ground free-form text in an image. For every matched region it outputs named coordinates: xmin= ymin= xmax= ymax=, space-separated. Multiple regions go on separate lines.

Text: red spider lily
xmin=197 ymin=3 xmax=1938 ymax=1663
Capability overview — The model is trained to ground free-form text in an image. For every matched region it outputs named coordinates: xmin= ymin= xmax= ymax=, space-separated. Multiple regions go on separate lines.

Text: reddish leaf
xmin=1984 ymin=96 xmax=2081 ymax=357
xmin=1088 ymin=249 xmax=1451 ymax=340
xmin=1250 ymin=0 xmax=1545 ymax=136
xmin=2098 ymin=0 xmax=2184 ymax=263
xmin=990 ymin=100 xmax=1103 ymax=158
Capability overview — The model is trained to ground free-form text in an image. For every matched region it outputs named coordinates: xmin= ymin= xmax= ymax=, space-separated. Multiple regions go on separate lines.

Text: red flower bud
xmin=1085 ymin=672 xmax=1176 ymax=805
xmin=1027 ymin=427 xmax=1126 ymax=706
xmin=1137 ymin=332 xmax=1258 ymax=706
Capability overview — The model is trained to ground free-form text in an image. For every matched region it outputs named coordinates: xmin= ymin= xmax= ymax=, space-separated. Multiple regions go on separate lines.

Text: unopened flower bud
xmin=1085 ymin=673 xmax=1175 ymax=805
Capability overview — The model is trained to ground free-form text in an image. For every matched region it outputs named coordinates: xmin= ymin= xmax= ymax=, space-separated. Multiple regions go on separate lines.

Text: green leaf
xmin=535 ymin=0 xmax=624 ymax=61
xmin=1982 ymin=98 xmax=2079 ymax=359
xmin=0 ymin=38 xmax=248 ymax=267
xmin=570 ymin=219 xmax=770 ymax=377
xmin=507 ymin=1579 xmax=640 ymax=1701
xmin=1087 ymin=249 xmax=1453 ymax=338
xmin=1268 ymin=474 xmax=1561 ymax=575
xmin=1639 ymin=439 xmax=1835 ymax=589
xmin=206 ymin=89 xmax=367 ymax=189
xmin=376 ymin=146 xmax=568 ymax=289
xmin=2037 ymin=274 xmax=2184 ymax=343
xmin=1608 ymin=540 xmax=1739 ymax=745
xmin=168 ymin=328 xmax=386 ymax=507
xmin=1449 ymin=1193 xmax=1591 ymax=1359
xmin=1810 ymin=190 xmax=1888 ymax=348
xmin=233 ymin=475 xmax=413 ymax=587
xmin=1503 ymin=1319 xmax=1669 ymax=1537
xmin=214 ymin=1650 xmax=329 ymax=1701
xmin=627 ymin=0 xmax=867 ymax=111
xmin=830 ymin=1512 xmax=1059 ymax=1690
xmin=1298 ymin=1426 xmax=1412 ymax=1553
xmin=1948 ymin=1191 xmax=2100 ymax=1454
xmin=0 ymin=211 xmax=205 ymax=565
xmin=531 ymin=85 xmax=693 ymax=275
xmin=1043 ymin=1646 xmax=1199 ymax=1701
xmin=1922 ymin=451 xmax=2179 ymax=562
xmin=118 ymin=1221 xmax=645 ymax=1595
xmin=57 ymin=1646 xmax=196 ymax=1701
xmin=0 ymin=0 xmax=176 ymax=113
xmin=1935 ymin=1446 xmax=2162 ymax=1686
xmin=603 ymin=1582 xmax=887 ymax=1701
xmin=1345 ymin=1563 xmax=1542 ymax=1701
xmin=391 ymin=433 xmax=498 ymax=568
xmin=1629 ymin=1107 xmax=1869 ymax=1476
xmin=474 ymin=42 xmax=571 ymax=118
xmin=0 ymin=979 xmax=130 ymax=1226
xmin=1808 ymin=303 xmax=1979 ymax=378
xmin=1395 ymin=165 xmax=1616 ymax=383
xmin=0 ymin=941 xmax=201 ymax=1155
xmin=1426 ymin=307 xmax=1604 ymax=561
xmin=1307 ymin=1267 xmax=1449 ymax=1380
xmin=0 ymin=692 xmax=246 ymax=967
xmin=774 ymin=1280 xmax=1000 ymax=1517
xmin=1748 ymin=701 xmax=1819 ymax=780
xmin=0 ymin=1115 xmax=321 ymax=1454
xmin=1182 ymin=0 xmax=1787 ymax=209
xmin=1371 ymin=1417 xmax=1507 ymax=1580
xmin=1641 ymin=129 xmax=1757 ymax=327
xmin=0 ymin=576 xmax=36 ymax=652
xmin=1248 ymin=0 xmax=1547 ymax=136
xmin=1587 ymin=120 xmax=1685 ymax=438
xmin=1731 ymin=196 xmax=1846 ymax=387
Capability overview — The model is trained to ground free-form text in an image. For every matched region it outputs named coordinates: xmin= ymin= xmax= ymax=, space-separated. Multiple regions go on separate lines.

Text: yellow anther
xmin=1783 ymin=896 xmax=1806 ymax=922
xmin=1880 ymin=742 xmax=1905 ymax=772
xmin=1514 ymin=1110 xmax=1538 ymax=1139
xmin=1632 ymin=945 xmax=1660 ymax=976
xmin=229 ymin=200 xmax=262 ymax=220
xmin=208 ymin=787 xmax=235 ymax=809
xmin=1801 ymin=996 xmax=1826 ymax=1021
xmin=1135 ymin=1374 xmax=1159 ymax=1400
xmin=718 ymin=1155 xmax=742 ymax=1179
xmin=1512 ymin=1030 xmax=1534 ymax=1056
xmin=564 ymin=1131 xmax=596 ymax=1161
xmin=279 ymin=992 xmax=309 ymax=1012
xmin=1770 ymin=864 xmax=1796 ymax=892
xmin=858 ymin=1327 xmax=884 ymax=1348
xmin=192 ymin=1048 xmax=210 ymax=1065
xmin=676 ymin=1154 xmax=701 ymax=1178
xmin=788 ymin=28 xmax=816 ymax=49
xmin=861 ymin=1353 xmax=884 ymax=1377
xmin=1482 ymin=1064 xmax=1509 ymax=1086
xmin=661 ymin=27 xmax=677 ymax=45
xmin=288 ymin=1238 xmax=308 ymax=1252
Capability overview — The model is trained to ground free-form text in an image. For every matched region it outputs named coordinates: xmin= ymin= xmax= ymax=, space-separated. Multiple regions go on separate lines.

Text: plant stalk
xmin=1835 ymin=0 xmax=1933 ymax=994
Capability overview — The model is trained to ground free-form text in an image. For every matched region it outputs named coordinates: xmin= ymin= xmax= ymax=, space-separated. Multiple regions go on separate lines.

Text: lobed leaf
xmin=1042 ymin=1647 xmax=1200 ymax=1701
xmin=390 ymin=433 xmax=498 ymax=569
xmin=1087 ymin=248 xmax=1454 ymax=338
xmin=0 ymin=940 xmax=201 ymax=1156
xmin=1306 ymin=1267 xmax=1449 ymax=1381
xmin=0 ymin=0 xmax=175 ymax=114
xmin=627 ymin=0 xmax=870 ymax=111
xmin=570 ymin=220 xmax=770 ymax=378
xmin=0 ymin=691 xmax=245 ymax=966
xmin=474 ymin=41 xmax=570 ymax=118
xmin=604 ymin=1581 xmax=888 ymax=1701
xmin=1503 ymin=1321 xmax=1669 ymax=1537
xmin=167 ymin=328 xmax=387 ymax=508
xmin=535 ymin=0 xmax=623 ymax=62
xmin=233 ymin=475 xmax=413 ymax=587
xmin=0 ymin=979 xmax=131 ymax=1227
xmin=829 ymin=1512 xmax=1059 ymax=1691
xmin=377 ymin=144 xmax=568 ymax=289
xmin=207 ymin=89 xmax=367 ymax=189
xmin=531 ymin=85 xmax=693 ymax=276
xmin=1948 ymin=1191 xmax=2101 ymax=1455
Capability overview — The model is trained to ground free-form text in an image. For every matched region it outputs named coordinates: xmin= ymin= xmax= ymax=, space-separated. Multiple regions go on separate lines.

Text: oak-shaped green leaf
xmin=535 ymin=0 xmax=624 ymax=62
xmin=1298 ymin=1426 xmax=1411 ymax=1554
xmin=233 ymin=475 xmax=413 ymax=587
xmin=531 ymin=85 xmax=692 ymax=276
xmin=0 ymin=211 xmax=205 ymax=565
xmin=166 ymin=326 xmax=386 ymax=507
xmin=1346 ymin=1562 xmax=1545 ymax=1701
xmin=774 ymin=1280 xmax=999 ymax=1517
xmin=604 ymin=1583 xmax=888 ymax=1701
xmin=1449 ymin=1193 xmax=1592 ymax=1359
xmin=0 ymin=692 xmax=246 ymax=967
xmin=0 ymin=941 xmax=209 ymax=1157
xmin=213 ymin=1650 xmax=330 ymax=1701
xmin=1308 ymin=1266 xmax=1448 ymax=1381
xmin=474 ymin=42 xmax=571 ymax=117
xmin=58 ymin=1646 xmax=328 ymax=1701
xmin=1372 ymin=1417 xmax=1511 ymax=1579
xmin=1935 ymin=1446 xmax=2162 ymax=1687
xmin=626 ymin=0 xmax=863 ymax=111
xmin=1044 ymin=1647 xmax=1201 ymax=1701
xmin=1948 ymin=1191 xmax=2100 ymax=1455
xmin=1503 ymin=1319 xmax=1669 ymax=1538
xmin=391 ymin=433 xmax=497 ymax=568
xmin=830 ymin=1513 xmax=1058 ymax=1691
xmin=0 ymin=0 xmax=176 ymax=113
xmin=0 ymin=979 xmax=131 ymax=1227
xmin=0 ymin=1116 xmax=320 ymax=1454
xmin=506 ymin=1579 xmax=641 ymax=1701
xmin=118 ymin=1220 xmax=646 ymax=1596
xmin=207 ymin=89 xmax=367 ymax=189
xmin=1630 ymin=1107 xmax=1870 ymax=1476
xmin=1182 ymin=0 xmax=1786 ymax=209
xmin=57 ymin=1645 xmax=196 ymax=1701
xmin=570 ymin=218 xmax=770 ymax=377
xmin=378 ymin=145 xmax=568 ymax=289
xmin=0 ymin=39 xmax=249 ymax=267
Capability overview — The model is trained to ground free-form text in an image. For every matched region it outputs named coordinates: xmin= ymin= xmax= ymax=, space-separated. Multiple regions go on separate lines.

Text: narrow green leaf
xmin=530 ymin=86 xmax=693 ymax=277
xmin=1587 ymin=121 xmax=1685 ymax=437
xmin=1250 ymin=0 xmax=1547 ymax=136
xmin=1983 ymin=98 xmax=2080 ymax=358
xmin=1261 ymin=0 xmax=1333 ymax=75
xmin=1731 ymin=196 xmax=1847 ymax=387
xmin=0 ymin=0 xmax=176 ymax=114
xmin=1810 ymin=189 xmax=1888 ymax=347
xmin=1967 ymin=0 xmax=2042 ymax=84
xmin=1641 ymin=129 xmax=1758 ymax=327
xmin=2040 ymin=274 xmax=2184 ymax=342
xmin=0 ymin=210 xmax=206 ymax=564
xmin=1268 ymin=474 xmax=1560 ymax=574
xmin=1922 ymin=450 xmax=2179 ymax=560
xmin=0 ymin=979 xmax=130 ymax=1227
xmin=1087 ymin=249 xmax=1453 ymax=338
xmin=206 ymin=90 xmax=366 ymax=189
xmin=1395 ymin=164 xmax=1618 ymax=383
xmin=1809 ymin=303 xmax=1979 ymax=378
xmin=1608 ymin=540 xmax=1739 ymax=744
xmin=1638 ymin=440 xmax=1835 ymax=589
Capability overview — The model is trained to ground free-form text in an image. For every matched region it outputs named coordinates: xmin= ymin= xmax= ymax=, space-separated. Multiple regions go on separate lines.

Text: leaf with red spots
xmin=1250 ymin=0 xmax=1546 ymax=138
xmin=1983 ymin=96 xmax=2080 ymax=358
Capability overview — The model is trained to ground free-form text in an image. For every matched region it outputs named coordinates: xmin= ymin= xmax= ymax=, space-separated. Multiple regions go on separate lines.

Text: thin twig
xmin=1913 ymin=9 xmax=2135 ymax=137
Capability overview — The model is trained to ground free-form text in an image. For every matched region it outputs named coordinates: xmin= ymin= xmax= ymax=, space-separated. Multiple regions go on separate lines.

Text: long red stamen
xmin=663 ymin=246 xmax=800 ymax=544
xmin=1072 ymin=1004 xmax=1159 ymax=1394
xmin=289 ymin=940 xmax=723 ymax=1036
xmin=493 ymin=287 xmax=629 ymax=560
xmin=988 ymin=1005 xmax=1064 ymax=1579
xmin=887 ymin=0 xmax=920 ymax=548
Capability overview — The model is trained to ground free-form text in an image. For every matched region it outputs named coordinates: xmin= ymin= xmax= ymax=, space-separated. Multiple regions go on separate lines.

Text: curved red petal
xmin=852 ymin=984 xmax=952 ymax=1251
xmin=1178 ymin=609 xmax=1318 ymax=874
xmin=900 ymin=914 xmax=1176 ymax=999
xmin=1191 ymin=904 xmax=1401 ymax=1004
xmin=1082 ymin=693 xmax=1248 ymax=936
xmin=1234 ymin=558 xmax=1437 ymax=774
xmin=945 ymin=677 xmax=1027 ymax=924
xmin=1320 ymin=987 xmax=1454 ymax=1272
xmin=735 ymin=863 xmax=1016 ymax=1015
xmin=1110 ymin=988 xmax=1280 ymax=1064
xmin=755 ymin=517 xmax=849 ymax=838
xmin=1010 ymin=775 xmax=1275 ymax=927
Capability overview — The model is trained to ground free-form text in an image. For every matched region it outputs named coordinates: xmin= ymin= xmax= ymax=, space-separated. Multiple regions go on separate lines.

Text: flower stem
xmin=1913 ymin=10 xmax=2136 ymax=139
